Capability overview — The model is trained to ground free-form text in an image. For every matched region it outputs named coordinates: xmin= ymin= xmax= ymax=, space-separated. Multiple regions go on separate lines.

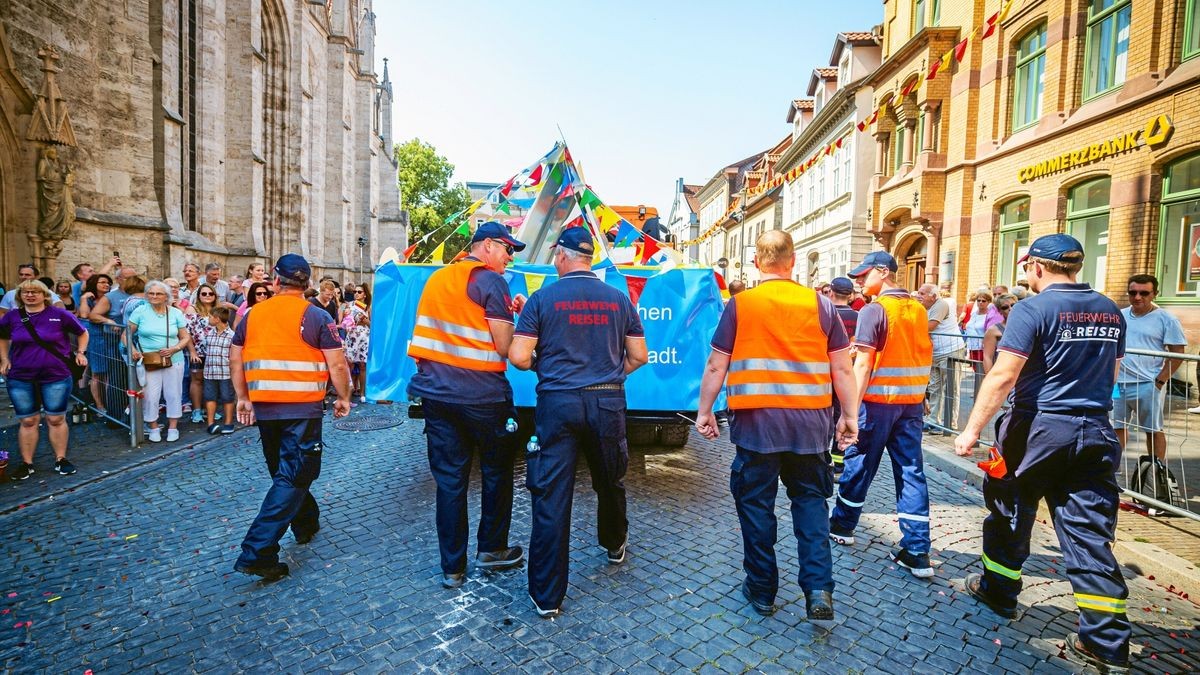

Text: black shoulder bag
xmin=17 ymin=307 xmax=86 ymax=381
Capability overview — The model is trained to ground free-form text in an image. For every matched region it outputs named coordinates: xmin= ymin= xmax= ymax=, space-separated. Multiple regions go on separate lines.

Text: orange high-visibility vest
xmin=407 ymin=260 xmax=505 ymax=372
xmin=242 ymin=294 xmax=330 ymax=403
xmin=727 ymin=281 xmax=833 ymax=410
xmin=863 ymin=293 xmax=933 ymax=405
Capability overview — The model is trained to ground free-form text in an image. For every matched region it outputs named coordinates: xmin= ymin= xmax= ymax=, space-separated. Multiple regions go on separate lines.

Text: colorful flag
xmin=625 ymin=275 xmax=647 ymax=305
xmin=954 ymin=37 xmax=969 ymax=62
xmin=981 ymin=11 xmax=1000 ymax=39
xmin=525 ymin=272 xmax=546 ymax=295
xmin=401 ymin=242 xmax=418 ymax=261
xmin=639 ymin=237 xmax=660 ymax=264
xmin=900 ymin=79 xmax=918 ymax=97
xmin=455 ymin=222 xmax=470 ymax=236
xmin=526 ymin=164 xmax=544 ymax=187
xmin=997 ymin=0 xmax=1015 ymax=23
xmin=430 ymin=241 xmax=445 ymax=263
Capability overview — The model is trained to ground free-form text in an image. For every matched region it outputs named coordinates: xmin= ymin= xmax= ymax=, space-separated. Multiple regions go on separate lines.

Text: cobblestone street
xmin=1 ymin=406 xmax=1197 ymax=673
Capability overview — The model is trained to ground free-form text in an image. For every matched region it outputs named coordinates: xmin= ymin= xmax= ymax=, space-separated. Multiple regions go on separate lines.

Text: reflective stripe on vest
xmin=863 ymin=294 xmax=933 ymax=405
xmin=242 ymin=294 xmax=330 ymax=404
xmin=727 ymin=282 xmax=833 ymax=410
xmin=407 ymin=261 xmax=506 ymax=372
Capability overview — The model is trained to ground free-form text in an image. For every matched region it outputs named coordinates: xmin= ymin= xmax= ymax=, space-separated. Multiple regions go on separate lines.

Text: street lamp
xmin=356 ymin=236 xmax=368 ymax=278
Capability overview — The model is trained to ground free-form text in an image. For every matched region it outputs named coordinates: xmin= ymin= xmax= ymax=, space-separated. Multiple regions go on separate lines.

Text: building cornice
xmin=776 ymin=81 xmax=864 ymax=170
xmin=865 ymin=26 xmax=960 ymax=89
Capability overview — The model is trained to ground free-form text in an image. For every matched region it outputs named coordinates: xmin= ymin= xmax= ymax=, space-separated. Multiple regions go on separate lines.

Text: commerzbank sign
xmin=1016 ymin=114 xmax=1174 ymax=183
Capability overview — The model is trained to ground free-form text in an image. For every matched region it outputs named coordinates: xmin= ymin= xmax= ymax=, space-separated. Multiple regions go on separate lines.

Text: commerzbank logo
xmin=1017 ymin=114 xmax=1174 ymax=183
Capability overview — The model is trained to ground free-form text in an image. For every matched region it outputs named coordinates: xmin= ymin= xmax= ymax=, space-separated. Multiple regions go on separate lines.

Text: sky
xmin=375 ymin=0 xmax=882 ymax=222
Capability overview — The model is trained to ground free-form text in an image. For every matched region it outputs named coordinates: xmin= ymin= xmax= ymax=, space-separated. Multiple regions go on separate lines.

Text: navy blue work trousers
xmin=527 ymin=389 xmax=629 ymax=610
xmin=829 ymin=401 xmax=931 ymax=553
xmin=980 ymin=410 xmax=1131 ymax=664
xmin=237 ymin=417 xmax=323 ymax=566
xmin=422 ymin=397 xmax=518 ymax=575
xmin=731 ymin=447 xmax=834 ymax=602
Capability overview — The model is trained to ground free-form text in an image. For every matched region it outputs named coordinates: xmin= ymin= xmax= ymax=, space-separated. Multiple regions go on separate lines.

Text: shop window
xmin=1186 ymin=0 xmax=1200 ymax=61
xmin=997 ymin=197 xmax=1031 ymax=287
xmin=1012 ymin=23 xmax=1047 ymax=131
xmin=1158 ymin=153 xmax=1200 ymax=300
xmin=1067 ymin=177 xmax=1111 ymax=290
xmin=1083 ymin=0 xmax=1131 ymax=100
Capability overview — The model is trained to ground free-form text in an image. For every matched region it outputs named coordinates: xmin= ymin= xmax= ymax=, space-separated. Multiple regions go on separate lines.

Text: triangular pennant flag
xmin=430 ymin=242 xmax=446 ymax=263
xmin=525 ymin=272 xmax=546 ymax=295
xmin=836 ymin=137 xmax=844 ymax=149
xmin=626 ymin=276 xmax=647 ymax=306
xmin=613 ymin=220 xmax=642 ymax=247
xmin=639 ymin=237 xmax=660 ymax=264
xmin=953 ymin=37 xmax=969 ymax=62
xmin=500 ymin=177 xmax=514 ymax=197
xmin=927 ymin=57 xmax=943 ymax=80
xmin=712 ymin=270 xmax=727 ymax=291
xmin=526 ymin=164 xmax=544 ymax=187
xmin=900 ymin=79 xmax=918 ymax=97
xmin=857 ymin=120 xmax=867 ymax=132
xmin=455 ymin=222 xmax=471 ymax=236
xmin=497 ymin=201 xmax=511 ymax=215
xmin=981 ymin=11 xmax=1000 ymax=39
xmin=997 ymin=0 xmax=1015 ymax=23
xmin=401 ymin=242 xmax=418 ymax=261
xmin=452 ymin=250 xmax=469 ymax=262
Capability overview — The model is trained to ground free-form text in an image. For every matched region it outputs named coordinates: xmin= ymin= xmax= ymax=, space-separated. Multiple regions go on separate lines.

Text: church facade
xmin=0 ymin=0 xmax=402 ymax=283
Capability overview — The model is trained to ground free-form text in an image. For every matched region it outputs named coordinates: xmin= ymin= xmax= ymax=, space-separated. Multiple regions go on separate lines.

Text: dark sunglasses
xmin=997 ymin=305 xmax=1012 ymax=311
xmin=199 ymin=291 xmax=215 ymax=296
xmin=1128 ymin=290 xmax=1153 ymax=297
xmin=254 ymin=291 xmax=270 ymax=297
xmin=492 ymin=239 xmax=515 ymax=256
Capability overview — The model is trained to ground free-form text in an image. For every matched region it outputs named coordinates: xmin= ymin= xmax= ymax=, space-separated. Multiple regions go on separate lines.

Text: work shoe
xmin=476 ymin=546 xmax=524 ymax=570
xmin=442 ymin=572 xmax=465 ymax=589
xmin=8 ymin=462 xmax=33 ymax=481
xmin=207 ymin=423 xmax=222 ymax=435
xmin=891 ymin=548 xmax=934 ymax=578
xmin=740 ymin=579 xmax=775 ymax=616
xmin=529 ymin=594 xmax=560 ymax=618
xmin=233 ymin=560 xmax=289 ymax=580
xmin=294 ymin=523 xmax=319 ymax=545
xmin=606 ymin=538 xmax=627 ymax=565
xmin=828 ymin=526 xmax=855 ymax=546
xmin=805 ymin=591 xmax=834 ymax=621
xmin=221 ymin=425 xmax=235 ymax=434
xmin=54 ymin=458 xmax=76 ymax=476
xmin=963 ymin=573 xmax=1017 ymax=619
xmin=1065 ymin=632 xmax=1130 ymax=674
xmin=190 ymin=409 xmax=204 ymax=424
xmin=166 ymin=428 xmax=180 ymax=442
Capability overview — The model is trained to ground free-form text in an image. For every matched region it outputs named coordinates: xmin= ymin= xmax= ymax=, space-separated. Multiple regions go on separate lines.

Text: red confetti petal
xmin=1147 ymin=575 xmax=1155 ymax=580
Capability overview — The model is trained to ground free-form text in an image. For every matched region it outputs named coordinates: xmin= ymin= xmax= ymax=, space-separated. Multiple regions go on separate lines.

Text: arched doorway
xmin=894 ymin=231 xmax=928 ymax=290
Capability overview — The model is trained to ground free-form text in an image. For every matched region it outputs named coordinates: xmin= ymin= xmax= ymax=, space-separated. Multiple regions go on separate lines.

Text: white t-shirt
xmin=1118 ymin=306 xmax=1187 ymax=384
xmin=927 ymin=298 xmax=965 ymax=356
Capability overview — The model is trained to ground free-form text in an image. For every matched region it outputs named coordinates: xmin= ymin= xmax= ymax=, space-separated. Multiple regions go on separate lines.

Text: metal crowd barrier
xmin=69 ymin=322 xmax=143 ymax=448
xmin=923 ymin=331 xmax=1199 ymax=522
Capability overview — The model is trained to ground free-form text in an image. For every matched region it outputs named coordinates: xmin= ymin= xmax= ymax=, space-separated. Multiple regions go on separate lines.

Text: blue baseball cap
xmin=470 ymin=221 xmax=526 ymax=251
xmin=830 ymin=277 xmax=855 ymax=294
xmin=273 ymin=253 xmax=311 ymax=286
xmin=848 ymin=250 xmax=898 ymax=278
xmin=1018 ymin=233 xmax=1084 ymax=264
xmin=551 ymin=227 xmax=595 ymax=255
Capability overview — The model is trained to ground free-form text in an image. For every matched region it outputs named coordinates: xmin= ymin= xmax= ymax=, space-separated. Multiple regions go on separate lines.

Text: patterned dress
xmin=343 ymin=302 xmax=371 ymax=363
xmin=185 ymin=311 xmax=214 ymax=360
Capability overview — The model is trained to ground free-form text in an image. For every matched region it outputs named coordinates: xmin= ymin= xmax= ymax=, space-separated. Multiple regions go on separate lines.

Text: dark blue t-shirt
xmin=232 ymin=302 xmax=343 ymax=420
xmin=514 ymin=270 xmax=644 ymax=393
xmin=710 ymin=280 xmax=851 ymax=454
xmin=997 ymin=283 xmax=1125 ymax=413
xmin=407 ymin=263 xmax=515 ymax=404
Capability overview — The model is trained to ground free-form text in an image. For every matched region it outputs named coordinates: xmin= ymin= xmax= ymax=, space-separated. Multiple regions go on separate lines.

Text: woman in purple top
xmin=0 ymin=279 xmax=88 ymax=480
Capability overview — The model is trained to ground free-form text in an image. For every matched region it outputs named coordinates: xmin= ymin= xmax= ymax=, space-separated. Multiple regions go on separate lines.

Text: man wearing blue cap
xmin=509 ymin=226 xmax=648 ymax=617
xmin=954 ymin=234 xmax=1131 ymax=672
xmin=231 ymin=253 xmax=352 ymax=580
xmin=828 ymin=250 xmax=935 ymax=578
xmin=408 ymin=221 xmax=529 ymax=589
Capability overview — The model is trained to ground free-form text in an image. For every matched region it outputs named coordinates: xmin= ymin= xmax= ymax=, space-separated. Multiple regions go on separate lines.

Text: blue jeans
xmin=237 ymin=417 xmax=323 ymax=566
xmin=7 ymin=376 xmax=73 ymax=418
xmin=731 ymin=447 xmax=834 ymax=601
xmin=422 ymin=397 xmax=518 ymax=575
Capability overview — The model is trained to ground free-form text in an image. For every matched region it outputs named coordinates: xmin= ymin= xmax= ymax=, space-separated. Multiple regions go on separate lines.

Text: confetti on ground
xmin=124 ymin=534 xmax=138 ymax=541
xmin=5 ymin=592 xmax=15 ymax=598
xmin=46 ymin=596 xmax=61 ymax=603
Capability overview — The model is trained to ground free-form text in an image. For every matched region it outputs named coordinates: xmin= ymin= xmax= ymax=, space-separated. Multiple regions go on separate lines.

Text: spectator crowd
xmin=0 ymin=257 xmax=373 ymax=481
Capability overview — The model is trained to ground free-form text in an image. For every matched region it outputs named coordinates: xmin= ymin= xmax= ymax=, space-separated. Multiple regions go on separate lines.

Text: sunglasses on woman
xmin=254 ymin=291 xmax=269 ymax=297
xmin=199 ymin=291 xmax=215 ymax=297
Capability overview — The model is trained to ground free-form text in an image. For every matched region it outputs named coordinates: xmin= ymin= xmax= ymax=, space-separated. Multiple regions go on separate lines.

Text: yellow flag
xmin=997 ymin=0 xmax=1015 ymax=23
xmin=525 ymin=272 xmax=545 ymax=295
xmin=430 ymin=241 xmax=446 ymax=263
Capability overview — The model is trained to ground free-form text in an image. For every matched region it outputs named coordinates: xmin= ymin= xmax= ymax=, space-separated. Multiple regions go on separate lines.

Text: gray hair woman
xmin=128 ymin=280 xmax=192 ymax=443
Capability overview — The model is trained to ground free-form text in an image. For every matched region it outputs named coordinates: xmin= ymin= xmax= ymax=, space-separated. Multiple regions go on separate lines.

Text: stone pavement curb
xmin=921 ymin=436 xmax=1200 ymax=597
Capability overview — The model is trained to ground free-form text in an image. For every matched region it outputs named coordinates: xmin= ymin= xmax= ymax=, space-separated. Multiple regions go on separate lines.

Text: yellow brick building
xmin=868 ymin=0 xmax=1200 ymax=338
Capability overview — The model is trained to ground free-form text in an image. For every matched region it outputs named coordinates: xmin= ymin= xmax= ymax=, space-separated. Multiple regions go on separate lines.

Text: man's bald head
xmin=916 ymin=283 xmax=937 ymax=308
xmin=755 ymin=230 xmax=795 ymax=275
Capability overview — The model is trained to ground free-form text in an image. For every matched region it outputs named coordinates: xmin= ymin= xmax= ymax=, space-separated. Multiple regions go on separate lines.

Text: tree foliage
xmin=395 ymin=138 xmax=472 ymax=261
